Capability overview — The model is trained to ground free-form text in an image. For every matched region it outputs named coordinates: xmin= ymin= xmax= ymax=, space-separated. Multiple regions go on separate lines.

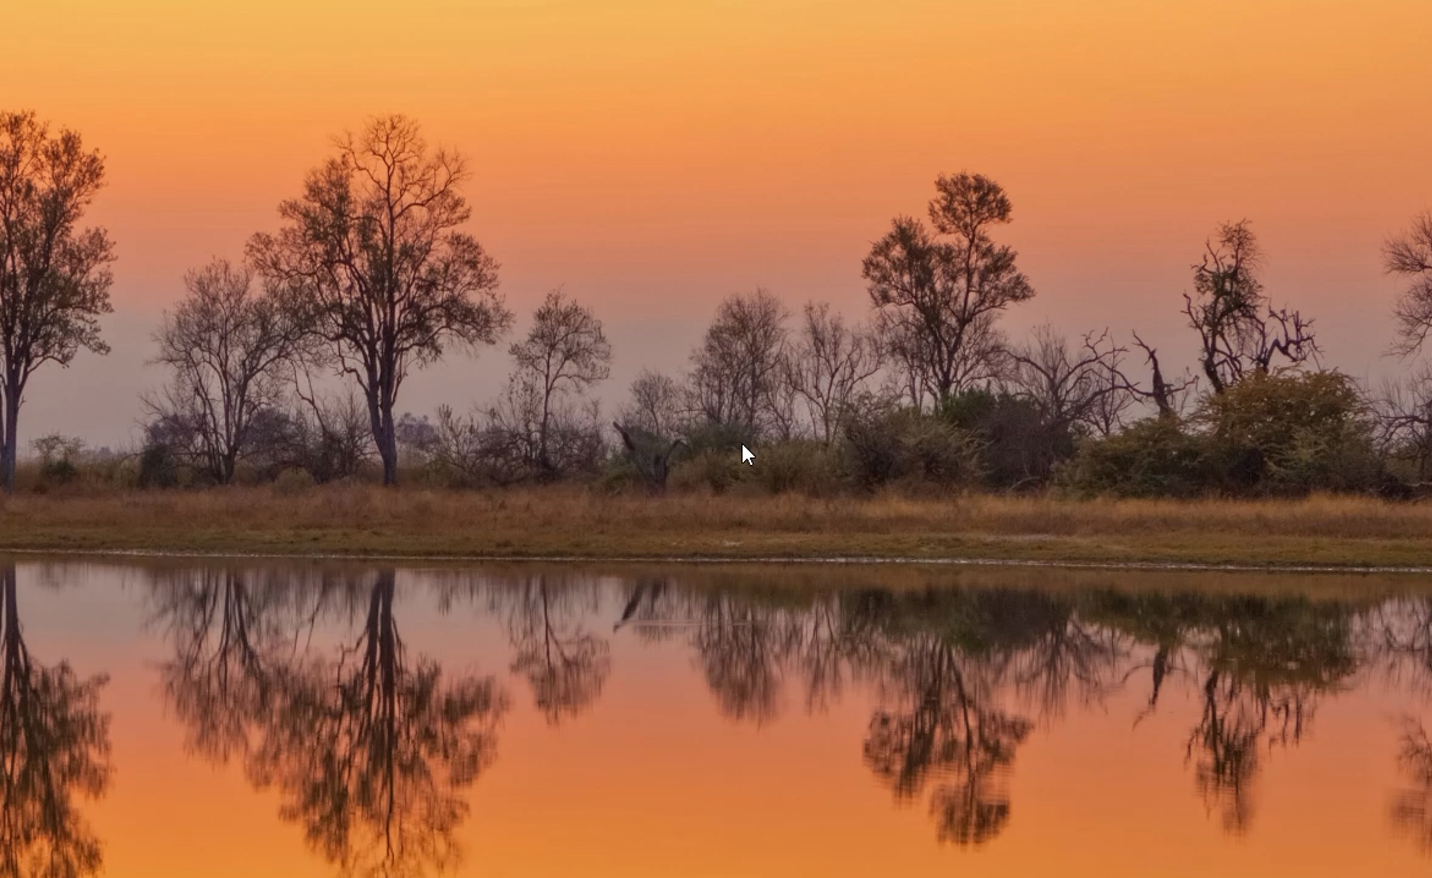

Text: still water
xmin=5 ymin=558 xmax=1432 ymax=877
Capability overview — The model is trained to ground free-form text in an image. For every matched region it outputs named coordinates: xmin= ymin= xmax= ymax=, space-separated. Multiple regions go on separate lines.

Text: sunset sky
xmin=6 ymin=0 xmax=1432 ymax=446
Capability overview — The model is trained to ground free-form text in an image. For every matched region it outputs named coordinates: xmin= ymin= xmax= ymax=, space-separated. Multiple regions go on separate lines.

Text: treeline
xmin=6 ymin=109 xmax=1432 ymax=498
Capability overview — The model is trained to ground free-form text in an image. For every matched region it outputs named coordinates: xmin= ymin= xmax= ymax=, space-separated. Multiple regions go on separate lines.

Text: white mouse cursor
xmin=740 ymin=445 xmax=755 ymax=466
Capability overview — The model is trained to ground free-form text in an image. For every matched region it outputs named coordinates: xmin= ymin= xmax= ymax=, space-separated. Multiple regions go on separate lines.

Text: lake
xmin=4 ymin=557 xmax=1432 ymax=877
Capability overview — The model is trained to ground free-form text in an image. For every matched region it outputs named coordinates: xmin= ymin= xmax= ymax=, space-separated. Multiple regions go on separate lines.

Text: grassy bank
xmin=1 ymin=486 xmax=1430 ymax=568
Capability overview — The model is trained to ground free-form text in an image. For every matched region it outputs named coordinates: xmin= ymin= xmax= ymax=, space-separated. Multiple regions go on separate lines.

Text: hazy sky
xmin=6 ymin=0 xmax=1432 ymax=448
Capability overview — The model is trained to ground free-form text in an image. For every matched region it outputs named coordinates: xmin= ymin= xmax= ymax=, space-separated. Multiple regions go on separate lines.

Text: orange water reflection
xmin=5 ymin=561 xmax=1432 ymax=877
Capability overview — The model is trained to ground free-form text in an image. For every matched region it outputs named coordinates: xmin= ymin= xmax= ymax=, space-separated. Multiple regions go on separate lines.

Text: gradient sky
xmin=6 ymin=0 xmax=1432 ymax=447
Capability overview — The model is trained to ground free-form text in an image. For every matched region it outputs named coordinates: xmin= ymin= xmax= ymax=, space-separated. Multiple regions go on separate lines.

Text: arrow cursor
xmin=740 ymin=445 xmax=755 ymax=466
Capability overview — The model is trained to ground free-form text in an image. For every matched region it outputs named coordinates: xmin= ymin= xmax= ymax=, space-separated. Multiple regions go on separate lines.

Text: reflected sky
xmin=5 ymin=559 xmax=1432 ymax=877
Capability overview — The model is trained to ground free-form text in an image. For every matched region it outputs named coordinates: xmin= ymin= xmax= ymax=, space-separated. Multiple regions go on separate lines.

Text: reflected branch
xmin=0 ymin=566 xmax=112 ymax=878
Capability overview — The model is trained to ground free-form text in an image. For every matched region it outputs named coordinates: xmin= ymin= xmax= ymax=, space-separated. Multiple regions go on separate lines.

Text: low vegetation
xmin=1 ymin=484 xmax=1429 ymax=569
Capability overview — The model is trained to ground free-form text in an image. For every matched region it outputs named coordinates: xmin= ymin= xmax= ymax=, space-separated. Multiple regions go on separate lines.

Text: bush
xmin=840 ymin=403 xmax=981 ymax=491
xmin=754 ymin=441 xmax=836 ymax=495
xmin=940 ymin=389 xmax=1072 ymax=489
xmin=1065 ymin=371 xmax=1386 ymax=498
xmin=1196 ymin=371 xmax=1381 ymax=496
xmin=138 ymin=442 xmax=182 ymax=489
xmin=671 ymin=447 xmax=745 ymax=494
xmin=1061 ymin=417 xmax=1210 ymax=498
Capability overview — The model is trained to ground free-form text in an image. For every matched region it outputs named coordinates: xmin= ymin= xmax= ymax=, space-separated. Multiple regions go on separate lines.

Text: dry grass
xmin=1 ymin=485 xmax=1430 ymax=568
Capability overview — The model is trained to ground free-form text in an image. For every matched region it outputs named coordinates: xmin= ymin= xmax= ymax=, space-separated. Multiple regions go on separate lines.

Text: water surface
xmin=4 ymin=558 xmax=1432 ymax=877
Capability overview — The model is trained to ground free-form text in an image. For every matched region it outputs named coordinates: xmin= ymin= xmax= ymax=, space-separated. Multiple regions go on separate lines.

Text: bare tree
xmin=248 ymin=114 xmax=512 ymax=486
xmin=786 ymin=302 xmax=881 ymax=444
xmin=1182 ymin=220 xmax=1317 ymax=394
xmin=0 ymin=111 xmax=115 ymax=493
xmin=147 ymin=258 xmax=303 ymax=484
xmin=1385 ymin=212 xmax=1432 ymax=358
xmin=687 ymin=288 xmax=790 ymax=439
xmin=1008 ymin=326 xmax=1135 ymax=438
xmin=509 ymin=290 xmax=611 ymax=476
xmin=1130 ymin=332 xmax=1197 ymax=420
xmin=862 ymin=173 xmax=1033 ymax=406
xmin=618 ymin=369 xmax=684 ymax=439
xmin=612 ymin=422 xmax=684 ymax=493
xmin=1375 ymin=363 xmax=1432 ymax=483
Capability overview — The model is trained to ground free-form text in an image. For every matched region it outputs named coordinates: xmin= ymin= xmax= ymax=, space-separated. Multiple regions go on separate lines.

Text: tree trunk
xmin=364 ymin=379 xmax=400 ymax=487
xmin=1 ymin=386 xmax=19 ymax=494
xmin=378 ymin=405 xmax=398 ymax=487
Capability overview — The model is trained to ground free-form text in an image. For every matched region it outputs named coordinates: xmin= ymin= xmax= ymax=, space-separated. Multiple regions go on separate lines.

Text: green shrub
xmin=1196 ymin=371 xmax=1382 ymax=496
xmin=1061 ymin=417 xmax=1210 ymax=498
xmin=840 ymin=403 xmax=980 ymax=491
xmin=754 ymin=441 xmax=836 ymax=495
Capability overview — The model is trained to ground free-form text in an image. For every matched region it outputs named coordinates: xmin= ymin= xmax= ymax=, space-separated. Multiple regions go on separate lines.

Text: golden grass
xmin=1 ymin=485 xmax=1430 ymax=568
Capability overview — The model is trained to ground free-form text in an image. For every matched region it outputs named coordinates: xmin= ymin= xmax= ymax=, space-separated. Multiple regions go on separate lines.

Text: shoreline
xmin=2 ymin=485 xmax=1431 ymax=571
xmin=2 ymin=545 xmax=1432 ymax=576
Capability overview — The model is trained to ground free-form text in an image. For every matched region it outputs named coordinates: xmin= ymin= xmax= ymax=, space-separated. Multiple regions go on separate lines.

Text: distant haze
xmin=8 ymin=0 xmax=1432 ymax=449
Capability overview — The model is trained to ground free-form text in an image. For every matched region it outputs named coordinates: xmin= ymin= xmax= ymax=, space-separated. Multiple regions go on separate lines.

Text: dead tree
xmin=613 ymin=422 xmax=683 ymax=493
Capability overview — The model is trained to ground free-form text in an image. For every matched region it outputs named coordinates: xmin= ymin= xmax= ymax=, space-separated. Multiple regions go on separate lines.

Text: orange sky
xmin=5 ymin=0 xmax=1432 ymax=445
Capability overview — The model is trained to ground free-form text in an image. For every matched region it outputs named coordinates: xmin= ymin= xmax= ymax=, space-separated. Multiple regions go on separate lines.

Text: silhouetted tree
xmin=1384 ymin=212 xmax=1432 ymax=358
xmin=1182 ymin=220 xmax=1317 ymax=394
xmin=862 ymin=173 xmax=1034 ymax=406
xmin=249 ymin=115 xmax=513 ymax=486
xmin=618 ymin=369 xmax=684 ymax=440
xmin=1008 ymin=326 xmax=1136 ymax=440
xmin=1374 ymin=364 xmax=1432 ymax=483
xmin=785 ymin=302 xmax=881 ymax=445
xmin=509 ymin=290 xmax=612 ymax=477
xmin=0 ymin=566 xmax=113 ymax=878
xmin=147 ymin=258 xmax=305 ymax=484
xmin=0 ymin=112 xmax=115 ymax=493
xmin=687 ymin=289 xmax=790 ymax=441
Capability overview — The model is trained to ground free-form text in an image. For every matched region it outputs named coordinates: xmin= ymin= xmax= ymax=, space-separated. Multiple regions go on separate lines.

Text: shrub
xmin=671 ymin=447 xmax=745 ymax=495
xmin=940 ymin=389 xmax=1072 ymax=489
xmin=1196 ymin=371 xmax=1381 ymax=496
xmin=754 ymin=441 xmax=835 ymax=495
xmin=840 ymin=403 xmax=980 ymax=491
xmin=138 ymin=442 xmax=182 ymax=489
xmin=1061 ymin=417 xmax=1210 ymax=498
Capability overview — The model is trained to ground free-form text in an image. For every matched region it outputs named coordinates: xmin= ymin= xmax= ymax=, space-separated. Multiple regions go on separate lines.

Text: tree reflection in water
xmin=500 ymin=576 xmax=610 ymax=725
xmin=147 ymin=563 xmax=1432 ymax=860
xmin=0 ymin=565 xmax=112 ymax=878
xmin=616 ymin=581 xmax=1373 ymax=846
xmin=151 ymin=570 xmax=507 ymax=878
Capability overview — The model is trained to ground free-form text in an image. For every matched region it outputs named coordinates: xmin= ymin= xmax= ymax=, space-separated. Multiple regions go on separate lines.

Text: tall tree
xmin=687 ymin=288 xmax=790 ymax=440
xmin=248 ymin=115 xmax=512 ymax=486
xmin=1182 ymin=220 xmax=1317 ymax=394
xmin=862 ymin=173 xmax=1033 ymax=406
xmin=786 ymin=302 xmax=881 ymax=445
xmin=0 ymin=112 xmax=115 ymax=493
xmin=147 ymin=258 xmax=304 ymax=484
xmin=508 ymin=290 xmax=611 ymax=476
